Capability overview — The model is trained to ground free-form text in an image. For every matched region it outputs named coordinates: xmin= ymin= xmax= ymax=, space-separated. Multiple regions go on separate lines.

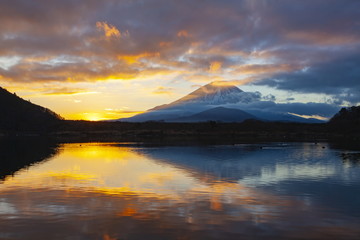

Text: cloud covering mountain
xmin=120 ymin=82 xmax=339 ymax=122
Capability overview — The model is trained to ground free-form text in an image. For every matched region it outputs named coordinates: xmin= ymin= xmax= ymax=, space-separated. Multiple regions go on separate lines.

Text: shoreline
xmin=0 ymin=120 xmax=359 ymax=147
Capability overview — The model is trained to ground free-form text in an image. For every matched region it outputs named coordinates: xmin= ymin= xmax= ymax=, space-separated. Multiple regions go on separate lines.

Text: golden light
xmin=82 ymin=112 xmax=106 ymax=121
xmin=96 ymin=21 xmax=121 ymax=38
xmin=64 ymin=110 xmax=144 ymax=121
xmin=209 ymin=61 xmax=222 ymax=73
xmin=118 ymin=52 xmax=160 ymax=65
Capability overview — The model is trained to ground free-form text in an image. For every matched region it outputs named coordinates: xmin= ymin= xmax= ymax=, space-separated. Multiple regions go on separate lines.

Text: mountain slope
xmin=120 ymin=81 xmax=258 ymax=122
xmin=152 ymin=81 xmax=258 ymax=111
xmin=0 ymin=87 xmax=62 ymax=131
xmin=118 ymin=81 xmax=323 ymax=123
xmin=169 ymin=107 xmax=256 ymax=122
xmin=169 ymin=81 xmax=243 ymax=105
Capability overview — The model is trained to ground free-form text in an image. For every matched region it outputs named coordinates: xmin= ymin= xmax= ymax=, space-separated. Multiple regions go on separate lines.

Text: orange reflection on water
xmin=119 ymin=207 xmax=137 ymax=217
xmin=1 ymin=143 xmax=360 ymax=240
xmin=1 ymin=143 xmax=201 ymax=198
xmin=102 ymin=234 xmax=117 ymax=240
xmin=1 ymin=143 xmax=296 ymax=212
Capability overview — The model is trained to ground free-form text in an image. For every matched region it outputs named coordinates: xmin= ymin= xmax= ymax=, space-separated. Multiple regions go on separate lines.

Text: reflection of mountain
xmin=0 ymin=137 xmax=59 ymax=180
xmin=119 ymin=81 xmax=324 ymax=123
xmin=1 ymin=143 xmax=360 ymax=239
xmin=0 ymin=87 xmax=62 ymax=131
xmin=136 ymin=144 xmax=289 ymax=182
xmin=136 ymin=144 xmax=360 ymax=217
xmin=136 ymin=143 xmax=348 ymax=183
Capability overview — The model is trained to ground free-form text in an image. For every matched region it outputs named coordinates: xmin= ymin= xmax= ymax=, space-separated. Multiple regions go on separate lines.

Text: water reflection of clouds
xmin=0 ymin=143 xmax=359 ymax=239
xmin=2 ymin=143 xmax=207 ymax=198
xmin=0 ymin=201 xmax=17 ymax=215
xmin=341 ymin=152 xmax=360 ymax=166
xmin=139 ymin=143 xmax=359 ymax=186
xmin=240 ymin=164 xmax=337 ymax=186
xmin=1 ymin=185 xmax=359 ymax=240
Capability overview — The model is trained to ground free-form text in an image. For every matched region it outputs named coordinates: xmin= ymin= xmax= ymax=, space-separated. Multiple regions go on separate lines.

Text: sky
xmin=0 ymin=0 xmax=359 ymax=120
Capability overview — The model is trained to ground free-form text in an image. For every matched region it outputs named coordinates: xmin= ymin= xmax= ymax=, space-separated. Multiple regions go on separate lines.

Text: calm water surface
xmin=0 ymin=141 xmax=360 ymax=239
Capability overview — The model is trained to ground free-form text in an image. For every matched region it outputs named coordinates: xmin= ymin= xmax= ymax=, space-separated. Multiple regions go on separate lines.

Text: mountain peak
xmin=171 ymin=81 xmax=243 ymax=106
xmin=200 ymin=81 xmax=242 ymax=92
xmin=207 ymin=80 xmax=237 ymax=87
xmin=119 ymin=82 xmax=323 ymax=123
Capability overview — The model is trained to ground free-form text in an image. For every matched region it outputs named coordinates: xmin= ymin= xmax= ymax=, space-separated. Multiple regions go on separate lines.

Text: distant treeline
xmin=8 ymin=116 xmax=351 ymax=143
xmin=46 ymin=106 xmax=360 ymax=142
xmin=1 ymin=107 xmax=359 ymax=142
xmin=1 ymin=83 xmax=359 ymax=143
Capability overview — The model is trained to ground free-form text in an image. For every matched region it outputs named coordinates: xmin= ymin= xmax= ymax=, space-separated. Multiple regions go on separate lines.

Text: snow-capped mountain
xmin=168 ymin=107 xmax=257 ymax=123
xmin=118 ymin=81 xmax=325 ymax=123
xmin=152 ymin=81 xmax=260 ymax=111
xmin=170 ymin=81 xmax=244 ymax=105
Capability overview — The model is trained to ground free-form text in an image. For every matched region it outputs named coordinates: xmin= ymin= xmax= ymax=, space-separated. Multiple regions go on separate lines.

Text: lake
xmin=0 ymin=140 xmax=360 ymax=239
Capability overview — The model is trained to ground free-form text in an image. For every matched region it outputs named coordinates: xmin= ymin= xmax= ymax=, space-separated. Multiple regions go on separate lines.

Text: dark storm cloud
xmin=257 ymin=55 xmax=360 ymax=104
xmin=0 ymin=0 xmax=359 ymax=105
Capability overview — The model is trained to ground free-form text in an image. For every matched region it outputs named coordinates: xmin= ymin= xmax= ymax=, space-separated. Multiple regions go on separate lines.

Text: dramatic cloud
xmin=257 ymin=55 xmax=360 ymax=104
xmin=220 ymin=93 xmax=340 ymax=120
xmin=96 ymin=22 xmax=121 ymax=39
xmin=42 ymin=87 xmax=92 ymax=96
xmin=0 ymin=0 xmax=359 ymax=119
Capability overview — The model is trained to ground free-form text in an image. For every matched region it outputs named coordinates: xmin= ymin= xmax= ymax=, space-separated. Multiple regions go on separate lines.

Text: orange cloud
xmin=152 ymin=86 xmax=174 ymax=95
xmin=182 ymin=74 xmax=226 ymax=84
xmin=231 ymin=64 xmax=297 ymax=75
xmin=159 ymin=41 xmax=173 ymax=47
xmin=41 ymin=87 xmax=94 ymax=96
xmin=96 ymin=21 xmax=121 ymax=39
xmin=209 ymin=61 xmax=222 ymax=73
xmin=118 ymin=52 xmax=160 ymax=65
xmin=177 ymin=30 xmax=189 ymax=38
xmin=286 ymin=31 xmax=357 ymax=46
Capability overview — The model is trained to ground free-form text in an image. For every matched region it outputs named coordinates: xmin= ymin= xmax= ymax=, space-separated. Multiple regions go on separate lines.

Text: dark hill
xmin=0 ymin=87 xmax=62 ymax=131
xmin=330 ymin=106 xmax=360 ymax=124
xmin=169 ymin=107 xmax=256 ymax=122
xmin=328 ymin=106 xmax=360 ymax=136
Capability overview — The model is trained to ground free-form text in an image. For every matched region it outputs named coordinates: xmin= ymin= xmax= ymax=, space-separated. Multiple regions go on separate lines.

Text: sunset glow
xmin=0 ymin=0 xmax=359 ymax=120
xmin=80 ymin=113 xmax=107 ymax=122
xmin=0 ymin=143 xmax=279 ymax=207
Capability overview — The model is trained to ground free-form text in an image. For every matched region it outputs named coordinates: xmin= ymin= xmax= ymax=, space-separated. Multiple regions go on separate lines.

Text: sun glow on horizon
xmin=83 ymin=113 xmax=106 ymax=121
xmin=1 ymin=143 xmax=265 ymax=205
xmin=65 ymin=112 xmax=113 ymax=121
xmin=66 ymin=110 xmax=144 ymax=121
